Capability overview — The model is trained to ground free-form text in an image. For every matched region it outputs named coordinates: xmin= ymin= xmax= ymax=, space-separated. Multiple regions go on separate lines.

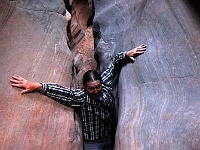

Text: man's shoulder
xmin=74 ymin=88 xmax=86 ymax=96
xmin=101 ymin=83 xmax=112 ymax=92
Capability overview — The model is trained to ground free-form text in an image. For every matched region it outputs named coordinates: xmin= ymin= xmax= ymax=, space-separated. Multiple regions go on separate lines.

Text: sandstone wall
xmin=0 ymin=0 xmax=95 ymax=149
xmin=1 ymin=0 xmax=200 ymax=149
xmin=93 ymin=0 xmax=200 ymax=149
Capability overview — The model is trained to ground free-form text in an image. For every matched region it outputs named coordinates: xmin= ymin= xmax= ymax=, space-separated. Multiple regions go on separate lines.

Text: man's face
xmin=85 ymin=80 xmax=102 ymax=100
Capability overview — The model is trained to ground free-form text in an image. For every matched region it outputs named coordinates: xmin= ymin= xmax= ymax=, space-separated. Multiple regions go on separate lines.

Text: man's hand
xmin=126 ymin=44 xmax=146 ymax=61
xmin=10 ymin=75 xmax=42 ymax=94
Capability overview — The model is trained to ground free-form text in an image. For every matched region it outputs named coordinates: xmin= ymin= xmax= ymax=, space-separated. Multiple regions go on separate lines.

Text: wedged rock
xmin=0 ymin=1 xmax=82 ymax=149
xmin=93 ymin=0 xmax=200 ymax=149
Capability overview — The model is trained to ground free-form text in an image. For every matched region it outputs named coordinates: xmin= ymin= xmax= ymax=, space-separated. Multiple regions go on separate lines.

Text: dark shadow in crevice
xmin=183 ymin=0 xmax=200 ymax=23
xmin=87 ymin=13 xmax=94 ymax=27
xmin=63 ymin=0 xmax=95 ymax=50
xmin=93 ymin=22 xmax=101 ymax=70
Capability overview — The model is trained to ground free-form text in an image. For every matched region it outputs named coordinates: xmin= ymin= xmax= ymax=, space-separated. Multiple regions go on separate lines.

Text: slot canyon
xmin=0 ymin=0 xmax=200 ymax=149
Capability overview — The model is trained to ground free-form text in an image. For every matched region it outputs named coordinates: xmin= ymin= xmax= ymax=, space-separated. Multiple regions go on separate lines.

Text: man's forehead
xmin=86 ymin=80 xmax=101 ymax=87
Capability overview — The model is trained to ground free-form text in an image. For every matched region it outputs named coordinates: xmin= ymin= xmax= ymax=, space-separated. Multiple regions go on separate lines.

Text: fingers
xmin=11 ymin=83 xmax=24 ymax=88
xmin=138 ymin=44 xmax=146 ymax=48
xmin=10 ymin=75 xmax=27 ymax=84
xmin=135 ymin=51 xmax=145 ymax=55
xmin=10 ymin=78 xmax=23 ymax=84
xmin=130 ymin=44 xmax=146 ymax=52
xmin=137 ymin=48 xmax=146 ymax=51
xmin=10 ymin=75 xmax=27 ymax=89
xmin=126 ymin=44 xmax=147 ymax=59
xmin=136 ymin=44 xmax=146 ymax=51
xmin=11 ymin=75 xmax=26 ymax=81
xmin=10 ymin=75 xmax=31 ymax=94
xmin=21 ymin=89 xmax=30 ymax=94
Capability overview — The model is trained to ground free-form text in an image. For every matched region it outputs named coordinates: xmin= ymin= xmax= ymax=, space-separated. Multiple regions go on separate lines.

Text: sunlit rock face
xmin=0 ymin=0 xmax=94 ymax=150
xmin=93 ymin=0 xmax=200 ymax=149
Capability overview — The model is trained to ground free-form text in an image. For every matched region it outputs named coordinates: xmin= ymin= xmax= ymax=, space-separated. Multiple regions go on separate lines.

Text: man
xmin=10 ymin=44 xmax=146 ymax=150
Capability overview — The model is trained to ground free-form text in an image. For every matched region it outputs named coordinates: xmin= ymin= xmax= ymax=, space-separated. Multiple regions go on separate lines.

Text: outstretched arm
xmin=10 ymin=75 xmax=84 ymax=107
xmin=101 ymin=44 xmax=146 ymax=88
xmin=10 ymin=75 xmax=42 ymax=94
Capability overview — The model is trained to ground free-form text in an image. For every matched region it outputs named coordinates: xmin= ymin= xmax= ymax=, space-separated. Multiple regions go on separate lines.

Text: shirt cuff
xmin=39 ymin=83 xmax=46 ymax=93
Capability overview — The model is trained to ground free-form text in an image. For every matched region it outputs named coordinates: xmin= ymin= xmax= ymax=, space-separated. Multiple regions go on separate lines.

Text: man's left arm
xmin=101 ymin=44 xmax=146 ymax=88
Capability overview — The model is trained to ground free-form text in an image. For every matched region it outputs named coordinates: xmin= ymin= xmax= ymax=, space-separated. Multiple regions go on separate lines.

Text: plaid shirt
xmin=41 ymin=51 xmax=128 ymax=141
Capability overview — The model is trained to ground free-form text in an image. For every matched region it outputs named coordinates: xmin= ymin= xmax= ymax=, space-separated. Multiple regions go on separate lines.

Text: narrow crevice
xmin=64 ymin=0 xmax=94 ymax=51
xmin=64 ymin=0 xmax=96 ymax=88
xmin=63 ymin=1 xmax=118 ymax=149
xmin=183 ymin=0 xmax=200 ymax=23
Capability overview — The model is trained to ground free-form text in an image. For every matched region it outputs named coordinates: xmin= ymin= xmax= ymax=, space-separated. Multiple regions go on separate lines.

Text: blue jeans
xmin=84 ymin=136 xmax=112 ymax=150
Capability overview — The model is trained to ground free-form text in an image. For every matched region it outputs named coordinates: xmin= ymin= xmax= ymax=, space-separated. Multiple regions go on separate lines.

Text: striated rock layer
xmin=0 ymin=0 xmax=95 ymax=149
xmin=93 ymin=0 xmax=200 ymax=149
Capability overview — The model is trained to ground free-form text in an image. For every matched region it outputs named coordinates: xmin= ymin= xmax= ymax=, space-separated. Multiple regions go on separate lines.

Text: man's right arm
xmin=40 ymin=83 xmax=85 ymax=107
xmin=10 ymin=75 xmax=84 ymax=107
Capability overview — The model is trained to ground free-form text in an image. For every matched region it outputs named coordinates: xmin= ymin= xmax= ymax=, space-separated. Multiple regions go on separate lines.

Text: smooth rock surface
xmin=0 ymin=1 xmax=82 ymax=149
xmin=1 ymin=0 xmax=200 ymax=149
xmin=93 ymin=0 xmax=200 ymax=149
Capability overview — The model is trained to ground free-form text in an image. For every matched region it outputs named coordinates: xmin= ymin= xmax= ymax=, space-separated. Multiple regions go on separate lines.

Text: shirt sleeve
xmin=40 ymin=83 xmax=85 ymax=107
xmin=101 ymin=51 xmax=130 ymax=89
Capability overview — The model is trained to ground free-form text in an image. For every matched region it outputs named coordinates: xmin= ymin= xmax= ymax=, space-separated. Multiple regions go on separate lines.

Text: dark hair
xmin=83 ymin=70 xmax=101 ymax=87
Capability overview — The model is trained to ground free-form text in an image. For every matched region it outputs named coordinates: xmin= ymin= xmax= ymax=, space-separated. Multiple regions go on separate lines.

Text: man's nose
xmin=93 ymin=88 xmax=98 ymax=93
